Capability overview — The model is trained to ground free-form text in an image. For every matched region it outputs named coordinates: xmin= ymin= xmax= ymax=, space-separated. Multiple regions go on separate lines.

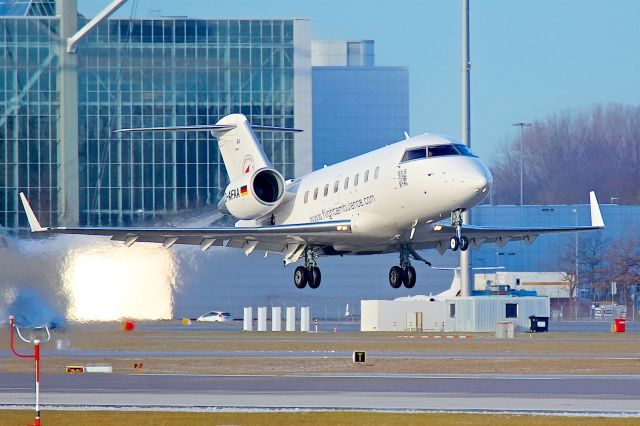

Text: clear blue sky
xmin=81 ymin=0 xmax=640 ymax=162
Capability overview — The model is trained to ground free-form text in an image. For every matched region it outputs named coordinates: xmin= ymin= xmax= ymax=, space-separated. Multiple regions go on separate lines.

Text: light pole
xmin=573 ymin=208 xmax=579 ymax=319
xmin=460 ymin=0 xmax=472 ymax=297
xmin=513 ymin=122 xmax=531 ymax=205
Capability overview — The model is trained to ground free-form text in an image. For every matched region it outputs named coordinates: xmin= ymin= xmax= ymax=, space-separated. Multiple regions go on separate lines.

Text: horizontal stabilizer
xmin=114 ymin=124 xmax=303 ymax=134
xmin=114 ymin=124 xmax=235 ymax=133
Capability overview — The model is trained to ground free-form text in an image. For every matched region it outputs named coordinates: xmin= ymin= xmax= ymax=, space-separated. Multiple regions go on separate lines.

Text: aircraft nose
xmin=461 ymin=163 xmax=492 ymax=195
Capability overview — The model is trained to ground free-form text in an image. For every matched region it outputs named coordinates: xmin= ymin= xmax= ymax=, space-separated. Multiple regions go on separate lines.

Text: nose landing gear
xmin=449 ymin=209 xmax=470 ymax=252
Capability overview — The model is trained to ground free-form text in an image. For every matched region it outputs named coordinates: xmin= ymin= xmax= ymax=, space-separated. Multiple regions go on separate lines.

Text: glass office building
xmin=312 ymin=40 xmax=409 ymax=169
xmin=0 ymin=2 xmax=59 ymax=227
xmin=0 ymin=1 xmax=311 ymax=227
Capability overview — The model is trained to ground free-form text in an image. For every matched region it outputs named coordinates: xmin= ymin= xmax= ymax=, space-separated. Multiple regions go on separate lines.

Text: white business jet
xmin=20 ymin=113 xmax=605 ymax=290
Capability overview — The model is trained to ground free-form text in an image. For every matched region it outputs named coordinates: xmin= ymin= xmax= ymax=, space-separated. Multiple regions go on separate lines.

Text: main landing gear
xmin=388 ymin=249 xmax=417 ymax=289
xmin=449 ymin=209 xmax=470 ymax=252
xmin=293 ymin=247 xmax=321 ymax=289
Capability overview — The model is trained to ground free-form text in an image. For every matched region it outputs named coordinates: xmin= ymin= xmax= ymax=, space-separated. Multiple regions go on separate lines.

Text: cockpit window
xmin=401 ymin=148 xmax=427 ymax=162
xmin=453 ymin=144 xmax=478 ymax=157
xmin=428 ymin=144 xmax=460 ymax=157
xmin=401 ymin=143 xmax=478 ymax=163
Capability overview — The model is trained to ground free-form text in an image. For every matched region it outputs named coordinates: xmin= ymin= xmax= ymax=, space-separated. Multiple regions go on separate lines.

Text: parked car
xmin=196 ymin=311 xmax=232 ymax=322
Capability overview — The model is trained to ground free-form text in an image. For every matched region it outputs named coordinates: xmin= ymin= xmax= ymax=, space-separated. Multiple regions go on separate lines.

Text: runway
xmin=2 ymin=373 xmax=640 ymax=414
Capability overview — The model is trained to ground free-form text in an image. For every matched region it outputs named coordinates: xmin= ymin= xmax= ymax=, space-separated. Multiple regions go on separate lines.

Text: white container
xmin=286 ymin=307 xmax=296 ymax=331
xmin=272 ymin=307 xmax=282 ymax=331
xmin=243 ymin=307 xmax=253 ymax=331
xmin=257 ymin=307 xmax=267 ymax=331
xmin=300 ymin=306 xmax=310 ymax=332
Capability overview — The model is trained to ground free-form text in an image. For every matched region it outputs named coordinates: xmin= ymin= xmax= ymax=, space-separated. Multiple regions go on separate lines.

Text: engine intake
xmin=219 ymin=168 xmax=285 ymax=219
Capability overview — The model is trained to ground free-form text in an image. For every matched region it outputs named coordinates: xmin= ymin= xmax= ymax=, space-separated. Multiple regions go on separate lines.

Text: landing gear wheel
xmin=450 ymin=236 xmax=460 ymax=251
xmin=308 ymin=267 xmax=322 ymax=289
xmin=404 ymin=266 xmax=417 ymax=289
xmin=294 ymin=266 xmax=308 ymax=289
xmin=459 ymin=236 xmax=470 ymax=251
xmin=389 ymin=266 xmax=404 ymax=289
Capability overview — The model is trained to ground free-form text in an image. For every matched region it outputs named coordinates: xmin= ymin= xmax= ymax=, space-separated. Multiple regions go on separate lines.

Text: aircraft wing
xmin=412 ymin=191 xmax=605 ymax=253
xmin=19 ymin=193 xmax=350 ymax=258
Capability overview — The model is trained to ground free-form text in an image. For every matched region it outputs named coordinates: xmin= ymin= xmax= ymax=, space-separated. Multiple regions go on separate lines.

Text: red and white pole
xmin=33 ymin=339 xmax=41 ymax=426
xmin=9 ymin=315 xmax=44 ymax=426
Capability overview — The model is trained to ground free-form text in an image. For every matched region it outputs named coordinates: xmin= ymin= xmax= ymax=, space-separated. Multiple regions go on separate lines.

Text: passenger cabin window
xmin=354 ymin=173 xmax=359 ymax=186
xmin=364 ymin=170 xmax=369 ymax=183
xmin=344 ymin=176 xmax=350 ymax=190
xmin=334 ymin=180 xmax=339 ymax=193
xmin=313 ymin=188 xmax=318 ymax=200
xmin=401 ymin=147 xmax=427 ymax=162
xmin=304 ymin=191 xmax=309 ymax=203
xmin=374 ymin=167 xmax=379 ymax=179
xmin=324 ymin=184 xmax=329 ymax=197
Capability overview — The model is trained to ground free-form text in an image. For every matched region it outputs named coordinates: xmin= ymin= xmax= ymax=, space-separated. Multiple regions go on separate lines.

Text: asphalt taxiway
xmin=1 ymin=372 xmax=640 ymax=414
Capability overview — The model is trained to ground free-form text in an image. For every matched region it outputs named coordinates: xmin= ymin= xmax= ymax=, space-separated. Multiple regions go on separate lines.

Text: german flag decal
xmin=240 ymin=185 xmax=248 ymax=196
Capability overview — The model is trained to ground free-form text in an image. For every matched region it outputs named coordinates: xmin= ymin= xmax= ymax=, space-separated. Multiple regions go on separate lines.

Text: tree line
xmin=490 ymin=104 xmax=640 ymax=205
xmin=556 ymin=234 xmax=640 ymax=312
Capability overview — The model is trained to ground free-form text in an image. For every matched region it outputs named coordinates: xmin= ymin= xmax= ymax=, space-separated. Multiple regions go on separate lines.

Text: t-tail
xmin=212 ymin=114 xmax=273 ymax=180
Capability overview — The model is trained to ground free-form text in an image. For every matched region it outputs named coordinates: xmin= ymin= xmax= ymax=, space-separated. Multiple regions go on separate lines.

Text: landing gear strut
xmin=389 ymin=248 xmax=417 ymax=289
xmin=449 ymin=209 xmax=469 ymax=252
xmin=293 ymin=246 xmax=321 ymax=289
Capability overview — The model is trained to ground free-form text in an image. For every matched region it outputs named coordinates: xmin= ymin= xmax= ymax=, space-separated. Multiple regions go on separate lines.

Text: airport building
xmin=0 ymin=1 xmax=312 ymax=227
xmin=311 ymin=40 xmax=409 ymax=169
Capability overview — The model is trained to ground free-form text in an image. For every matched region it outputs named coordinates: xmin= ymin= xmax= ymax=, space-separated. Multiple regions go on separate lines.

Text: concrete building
xmin=361 ymin=296 xmax=550 ymax=333
xmin=311 ymin=40 xmax=409 ymax=170
xmin=361 ymin=299 xmax=445 ymax=332
xmin=0 ymin=1 xmax=312 ymax=227
xmin=444 ymin=296 xmax=549 ymax=332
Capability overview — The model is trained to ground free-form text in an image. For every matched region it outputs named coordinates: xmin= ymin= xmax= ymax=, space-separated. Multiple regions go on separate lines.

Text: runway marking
xmin=129 ymin=372 xmax=640 ymax=380
xmin=396 ymin=335 xmax=473 ymax=339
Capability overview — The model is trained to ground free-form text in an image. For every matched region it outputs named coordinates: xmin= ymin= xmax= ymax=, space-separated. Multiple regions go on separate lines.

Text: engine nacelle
xmin=218 ymin=168 xmax=285 ymax=219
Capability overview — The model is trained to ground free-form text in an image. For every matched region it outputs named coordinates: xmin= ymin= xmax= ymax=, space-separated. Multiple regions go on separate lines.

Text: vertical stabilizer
xmin=212 ymin=114 xmax=271 ymax=181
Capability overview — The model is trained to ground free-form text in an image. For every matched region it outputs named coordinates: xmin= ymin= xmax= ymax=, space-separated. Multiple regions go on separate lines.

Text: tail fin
xmin=212 ymin=114 xmax=271 ymax=181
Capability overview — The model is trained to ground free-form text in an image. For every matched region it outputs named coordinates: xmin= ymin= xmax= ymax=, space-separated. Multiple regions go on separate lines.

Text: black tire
xmin=308 ymin=267 xmax=321 ymax=289
xmin=459 ymin=236 xmax=470 ymax=251
xmin=389 ymin=266 xmax=403 ymax=289
xmin=450 ymin=236 xmax=460 ymax=251
xmin=404 ymin=266 xmax=417 ymax=289
xmin=294 ymin=266 xmax=308 ymax=289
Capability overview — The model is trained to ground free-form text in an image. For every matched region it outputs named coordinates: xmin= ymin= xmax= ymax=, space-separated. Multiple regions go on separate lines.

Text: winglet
xmin=589 ymin=191 xmax=605 ymax=228
xmin=19 ymin=192 xmax=45 ymax=232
